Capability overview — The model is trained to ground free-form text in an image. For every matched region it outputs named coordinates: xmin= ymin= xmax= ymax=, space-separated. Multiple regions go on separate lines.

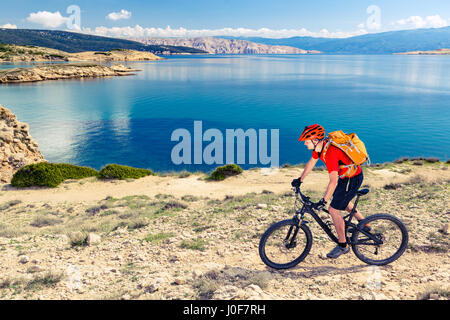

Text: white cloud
xmin=106 ymin=9 xmax=132 ymax=21
xmin=26 ymin=11 xmax=69 ymax=28
xmin=0 ymin=23 xmax=17 ymax=29
xmin=80 ymin=25 xmax=369 ymax=39
xmin=394 ymin=15 xmax=448 ymax=29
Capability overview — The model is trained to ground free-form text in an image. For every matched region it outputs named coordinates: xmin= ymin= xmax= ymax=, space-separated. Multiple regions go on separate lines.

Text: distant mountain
xmin=135 ymin=37 xmax=320 ymax=54
xmin=220 ymin=27 xmax=450 ymax=54
xmin=0 ymin=29 xmax=207 ymax=54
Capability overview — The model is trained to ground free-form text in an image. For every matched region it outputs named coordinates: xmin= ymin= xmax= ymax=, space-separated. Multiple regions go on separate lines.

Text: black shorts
xmin=330 ymin=172 xmax=364 ymax=211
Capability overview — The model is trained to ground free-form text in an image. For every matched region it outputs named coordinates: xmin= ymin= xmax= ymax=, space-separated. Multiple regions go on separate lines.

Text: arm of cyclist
xmin=291 ymin=157 xmax=318 ymax=187
xmin=312 ymin=171 xmax=338 ymax=209
xmin=323 ymin=171 xmax=338 ymax=202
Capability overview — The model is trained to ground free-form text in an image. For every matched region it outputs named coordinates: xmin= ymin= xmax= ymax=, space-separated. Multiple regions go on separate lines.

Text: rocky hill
xmin=0 ymin=63 xmax=140 ymax=84
xmin=225 ymin=26 xmax=450 ymax=54
xmin=0 ymin=160 xmax=448 ymax=300
xmin=0 ymin=105 xmax=44 ymax=183
xmin=137 ymin=37 xmax=320 ymax=54
xmin=0 ymin=29 xmax=207 ymax=54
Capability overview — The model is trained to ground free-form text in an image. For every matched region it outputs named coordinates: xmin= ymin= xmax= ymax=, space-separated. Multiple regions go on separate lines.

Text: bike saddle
xmin=357 ymin=188 xmax=370 ymax=196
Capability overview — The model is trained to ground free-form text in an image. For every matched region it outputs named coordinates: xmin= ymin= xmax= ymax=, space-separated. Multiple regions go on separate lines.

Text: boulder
xmin=87 ymin=233 xmax=101 ymax=246
xmin=440 ymin=223 xmax=449 ymax=234
xmin=0 ymin=104 xmax=45 ymax=183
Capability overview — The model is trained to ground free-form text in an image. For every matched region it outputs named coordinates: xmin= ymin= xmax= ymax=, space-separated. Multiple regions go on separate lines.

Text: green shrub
xmin=99 ymin=164 xmax=153 ymax=180
xmin=56 ymin=163 xmax=98 ymax=180
xmin=180 ymin=238 xmax=208 ymax=251
xmin=424 ymin=157 xmax=440 ymax=163
xmin=11 ymin=162 xmax=98 ymax=188
xmin=11 ymin=162 xmax=63 ymax=188
xmin=210 ymin=164 xmax=243 ymax=181
xmin=47 ymin=54 xmax=66 ymax=59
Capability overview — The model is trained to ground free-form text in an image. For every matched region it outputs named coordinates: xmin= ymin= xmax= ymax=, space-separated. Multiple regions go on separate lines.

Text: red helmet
xmin=299 ymin=124 xmax=325 ymax=141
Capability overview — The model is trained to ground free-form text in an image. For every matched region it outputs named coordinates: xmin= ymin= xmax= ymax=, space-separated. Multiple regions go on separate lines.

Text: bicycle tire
xmin=351 ymin=213 xmax=409 ymax=266
xmin=259 ymin=219 xmax=312 ymax=269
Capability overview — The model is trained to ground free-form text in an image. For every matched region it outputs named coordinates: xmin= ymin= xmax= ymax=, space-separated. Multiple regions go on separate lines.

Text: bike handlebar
xmin=293 ymin=185 xmax=311 ymax=204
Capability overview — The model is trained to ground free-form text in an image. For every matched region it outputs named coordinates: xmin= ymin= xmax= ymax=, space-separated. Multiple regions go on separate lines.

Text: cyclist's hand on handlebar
xmin=291 ymin=178 xmax=302 ymax=188
xmin=312 ymin=198 xmax=327 ymax=210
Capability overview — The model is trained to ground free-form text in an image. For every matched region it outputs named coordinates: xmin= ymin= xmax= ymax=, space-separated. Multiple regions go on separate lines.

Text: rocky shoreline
xmin=0 ymin=105 xmax=44 ymax=182
xmin=395 ymin=48 xmax=450 ymax=55
xmin=0 ymin=64 xmax=140 ymax=84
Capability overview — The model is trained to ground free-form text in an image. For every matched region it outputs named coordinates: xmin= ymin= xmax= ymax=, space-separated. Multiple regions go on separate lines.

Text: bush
xmin=98 ymin=164 xmax=154 ymax=180
xmin=210 ymin=164 xmax=243 ymax=181
xmin=47 ymin=54 xmax=65 ymax=59
xmin=393 ymin=157 xmax=409 ymax=164
xmin=56 ymin=163 xmax=98 ymax=180
xmin=11 ymin=162 xmax=98 ymax=188
xmin=424 ymin=157 xmax=440 ymax=163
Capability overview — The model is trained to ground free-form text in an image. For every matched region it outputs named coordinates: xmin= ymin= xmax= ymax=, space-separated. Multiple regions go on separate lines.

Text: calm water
xmin=1 ymin=54 xmax=449 ymax=172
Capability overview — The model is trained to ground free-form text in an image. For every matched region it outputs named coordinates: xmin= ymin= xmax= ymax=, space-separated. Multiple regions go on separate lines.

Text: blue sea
xmin=1 ymin=54 xmax=449 ymax=172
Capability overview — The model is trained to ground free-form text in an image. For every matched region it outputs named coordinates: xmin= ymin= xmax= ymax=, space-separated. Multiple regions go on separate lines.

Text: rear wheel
xmin=351 ymin=214 xmax=408 ymax=266
xmin=259 ymin=219 xmax=312 ymax=269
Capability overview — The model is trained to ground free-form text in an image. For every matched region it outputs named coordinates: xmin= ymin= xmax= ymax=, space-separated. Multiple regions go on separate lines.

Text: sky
xmin=1 ymin=0 xmax=450 ymax=38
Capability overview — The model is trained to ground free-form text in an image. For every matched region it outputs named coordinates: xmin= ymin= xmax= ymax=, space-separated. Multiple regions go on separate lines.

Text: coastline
xmin=394 ymin=48 xmax=450 ymax=55
xmin=0 ymin=63 xmax=140 ymax=84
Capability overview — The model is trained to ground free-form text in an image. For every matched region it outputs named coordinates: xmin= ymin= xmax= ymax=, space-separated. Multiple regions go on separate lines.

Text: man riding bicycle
xmin=291 ymin=124 xmax=366 ymax=259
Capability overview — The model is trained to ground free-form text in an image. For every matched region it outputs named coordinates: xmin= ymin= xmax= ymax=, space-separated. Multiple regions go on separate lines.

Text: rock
xmin=212 ymin=285 xmax=240 ymax=300
xmin=144 ymin=283 xmax=159 ymax=293
xmin=173 ymin=279 xmax=184 ymax=285
xmin=429 ymin=293 xmax=439 ymax=300
xmin=359 ymin=292 xmax=375 ymax=300
xmin=257 ymin=203 xmax=268 ymax=209
xmin=374 ymin=293 xmax=388 ymax=300
xmin=19 ymin=256 xmax=30 ymax=264
xmin=192 ymin=270 xmax=203 ymax=278
xmin=27 ymin=265 xmax=44 ymax=273
xmin=87 ymin=233 xmax=101 ymax=245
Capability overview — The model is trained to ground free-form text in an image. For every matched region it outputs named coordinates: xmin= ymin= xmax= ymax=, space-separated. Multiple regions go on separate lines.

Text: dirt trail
xmin=1 ymin=165 xmax=444 ymax=205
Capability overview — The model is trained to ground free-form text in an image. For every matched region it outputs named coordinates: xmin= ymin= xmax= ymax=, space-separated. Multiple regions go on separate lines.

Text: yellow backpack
xmin=322 ymin=131 xmax=370 ymax=178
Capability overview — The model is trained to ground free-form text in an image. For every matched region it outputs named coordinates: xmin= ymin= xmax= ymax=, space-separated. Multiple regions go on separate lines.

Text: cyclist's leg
xmin=345 ymin=201 xmax=364 ymax=221
xmin=328 ymin=206 xmax=346 ymax=243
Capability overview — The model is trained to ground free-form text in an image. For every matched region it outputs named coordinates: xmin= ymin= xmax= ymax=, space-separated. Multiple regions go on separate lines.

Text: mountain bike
xmin=259 ymin=186 xmax=409 ymax=269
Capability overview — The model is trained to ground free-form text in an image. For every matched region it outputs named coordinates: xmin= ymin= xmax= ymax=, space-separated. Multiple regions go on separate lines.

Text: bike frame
xmin=292 ymin=186 xmax=382 ymax=245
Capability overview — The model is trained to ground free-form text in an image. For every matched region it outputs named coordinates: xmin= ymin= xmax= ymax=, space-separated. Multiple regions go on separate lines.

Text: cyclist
xmin=291 ymin=124 xmax=366 ymax=259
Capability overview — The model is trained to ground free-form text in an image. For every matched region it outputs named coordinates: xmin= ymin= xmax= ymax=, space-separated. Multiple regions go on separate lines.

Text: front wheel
xmin=351 ymin=213 xmax=409 ymax=266
xmin=259 ymin=219 xmax=312 ymax=269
